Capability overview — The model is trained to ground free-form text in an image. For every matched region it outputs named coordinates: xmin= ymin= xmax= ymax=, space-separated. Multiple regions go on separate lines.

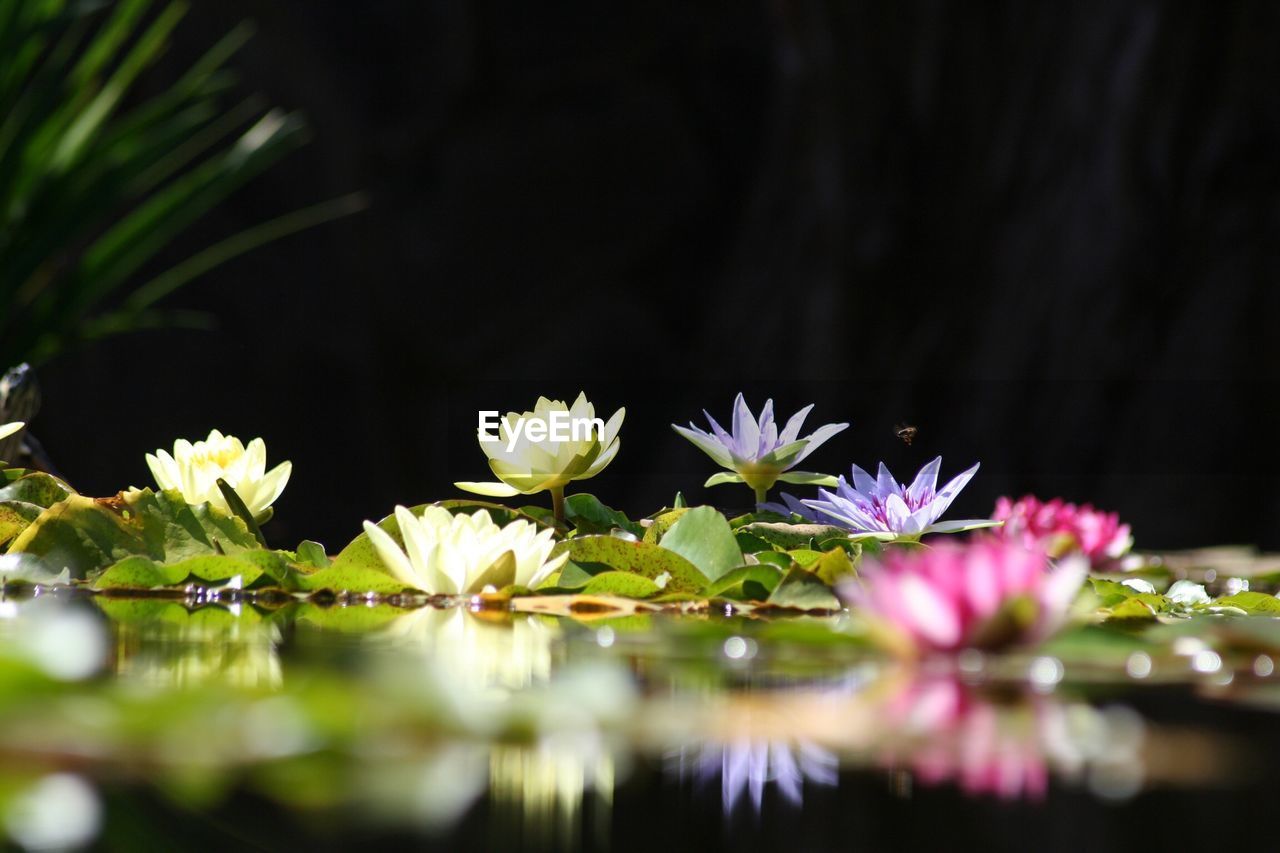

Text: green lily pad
xmin=1212 ymin=591 xmax=1280 ymax=614
xmin=554 ymin=536 xmax=709 ymax=593
xmin=581 ymin=571 xmax=662 ymax=598
xmin=704 ymin=565 xmax=783 ymax=601
xmin=8 ymin=489 xmax=260 ymax=579
xmin=657 ymin=506 xmax=743 ymax=583
xmin=767 ymin=566 xmax=841 ymax=610
xmin=564 ymin=493 xmax=644 ymax=537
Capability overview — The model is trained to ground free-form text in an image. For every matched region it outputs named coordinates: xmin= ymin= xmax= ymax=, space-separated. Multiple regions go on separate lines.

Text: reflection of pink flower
xmin=845 ymin=540 xmax=1086 ymax=654
xmin=991 ymin=495 xmax=1132 ymax=567
xmin=882 ymin=677 xmax=1049 ymax=800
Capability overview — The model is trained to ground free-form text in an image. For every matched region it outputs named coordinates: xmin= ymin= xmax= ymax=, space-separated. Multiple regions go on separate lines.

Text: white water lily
xmin=455 ymin=393 xmax=624 ymax=519
xmin=363 ymin=506 xmax=568 ymax=594
xmin=146 ymin=429 xmax=291 ymax=519
xmin=0 ymin=421 xmax=24 ymax=443
xmin=1167 ymin=580 xmax=1210 ymax=607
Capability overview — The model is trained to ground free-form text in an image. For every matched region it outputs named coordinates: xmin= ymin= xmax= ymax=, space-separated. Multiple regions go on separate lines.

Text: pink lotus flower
xmin=991 ymin=495 xmax=1132 ymax=567
xmin=843 ymin=540 xmax=1086 ymax=654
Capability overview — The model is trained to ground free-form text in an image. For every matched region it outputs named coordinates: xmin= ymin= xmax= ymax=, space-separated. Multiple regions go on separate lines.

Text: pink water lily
xmin=990 ymin=495 xmax=1132 ymax=568
xmin=842 ymin=539 xmax=1087 ymax=654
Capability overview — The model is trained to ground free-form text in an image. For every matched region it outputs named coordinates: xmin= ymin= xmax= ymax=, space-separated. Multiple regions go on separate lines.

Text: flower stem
xmin=551 ymin=486 xmax=566 ymax=526
xmin=753 ymin=485 xmax=768 ymax=507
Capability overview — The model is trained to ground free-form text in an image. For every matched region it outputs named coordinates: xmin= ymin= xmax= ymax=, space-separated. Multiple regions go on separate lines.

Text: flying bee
xmin=894 ymin=423 xmax=918 ymax=446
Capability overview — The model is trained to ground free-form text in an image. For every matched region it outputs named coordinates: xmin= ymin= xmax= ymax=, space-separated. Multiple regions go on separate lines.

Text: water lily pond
xmin=3 ymin=400 xmax=1280 ymax=851
xmin=4 ymin=549 xmax=1280 ymax=852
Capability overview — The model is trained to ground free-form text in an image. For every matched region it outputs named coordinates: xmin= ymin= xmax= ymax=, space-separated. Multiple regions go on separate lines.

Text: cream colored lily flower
xmin=455 ymin=393 xmax=624 ymax=516
xmin=363 ymin=506 xmax=567 ymax=594
xmin=0 ymin=421 xmax=24 ymax=443
xmin=146 ymin=429 xmax=292 ymax=519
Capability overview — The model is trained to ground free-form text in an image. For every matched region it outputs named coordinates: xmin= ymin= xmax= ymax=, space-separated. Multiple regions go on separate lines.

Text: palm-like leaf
xmin=0 ymin=0 xmax=360 ymax=366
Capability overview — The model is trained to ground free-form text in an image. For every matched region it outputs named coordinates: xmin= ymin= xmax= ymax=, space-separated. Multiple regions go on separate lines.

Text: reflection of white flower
xmin=386 ymin=607 xmax=559 ymax=694
xmin=666 ymin=739 xmax=838 ymax=812
xmin=455 ymin=392 xmax=624 ymax=498
xmin=146 ymin=429 xmax=291 ymax=518
xmin=364 ymin=506 xmax=567 ymax=594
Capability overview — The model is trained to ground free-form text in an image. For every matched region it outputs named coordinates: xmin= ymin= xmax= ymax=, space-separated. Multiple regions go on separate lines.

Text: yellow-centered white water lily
xmin=146 ymin=429 xmax=292 ymax=520
xmin=455 ymin=392 xmax=624 ymax=522
xmin=0 ymin=421 xmax=24 ymax=443
xmin=363 ymin=505 xmax=568 ymax=594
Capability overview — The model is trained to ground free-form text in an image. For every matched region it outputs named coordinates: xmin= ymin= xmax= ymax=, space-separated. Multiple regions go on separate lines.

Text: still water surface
xmin=0 ymin=589 xmax=1277 ymax=852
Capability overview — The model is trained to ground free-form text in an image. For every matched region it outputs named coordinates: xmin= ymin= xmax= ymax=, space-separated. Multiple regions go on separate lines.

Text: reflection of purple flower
xmin=673 ymin=394 xmax=848 ymax=502
xmin=803 ymin=457 xmax=991 ymax=538
xmin=666 ymin=739 xmax=838 ymax=813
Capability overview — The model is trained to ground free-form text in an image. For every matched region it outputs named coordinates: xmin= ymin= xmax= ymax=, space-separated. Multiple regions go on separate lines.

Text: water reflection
xmin=103 ymin=599 xmax=283 ymax=689
xmin=874 ymin=674 xmax=1145 ymax=800
xmin=666 ymin=739 xmax=838 ymax=812
xmin=382 ymin=606 xmax=560 ymax=693
xmin=0 ymin=593 xmax=1264 ymax=850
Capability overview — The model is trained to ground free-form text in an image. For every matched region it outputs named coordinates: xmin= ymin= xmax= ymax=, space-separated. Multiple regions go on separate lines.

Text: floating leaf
xmin=93 ymin=555 xmax=188 ymax=589
xmin=642 ymin=508 xmax=689 ymax=544
xmin=1211 ymin=591 xmax=1280 ymax=615
xmin=582 ymin=571 xmax=661 ymax=599
xmin=767 ymin=566 xmax=841 ymax=610
xmin=8 ymin=489 xmax=260 ymax=578
xmin=737 ymin=522 xmax=858 ymax=551
xmin=0 ymin=469 xmax=74 ymax=507
xmin=0 ymin=501 xmax=42 ymax=548
xmin=293 ymin=564 xmax=414 ymax=595
xmin=295 ymin=540 xmax=330 ymax=569
xmin=657 ymin=506 xmax=742 ymax=583
xmin=811 ymin=546 xmax=858 ymax=586
xmin=554 ymin=536 xmax=708 ymax=593
xmin=704 ymin=565 xmax=783 ymax=601
xmin=564 ymin=493 xmax=643 ymax=537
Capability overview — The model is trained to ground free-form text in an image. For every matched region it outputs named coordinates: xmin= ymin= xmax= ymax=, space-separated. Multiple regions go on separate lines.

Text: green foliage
xmin=704 ymin=565 xmax=783 ymax=601
xmin=563 ymin=493 xmax=643 ymax=537
xmin=581 ymin=571 xmax=662 ymax=598
xmin=656 ymin=506 xmax=743 ymax=583
xmin=768 ymin=565 xmax=842 ymax=610
xmin=554 ymin=536 xmax=709 ymax=594
xmin=0 ymin=0 xmax=359 ymax=367
xmin=7 ymin=488 xmax=259 ymax=578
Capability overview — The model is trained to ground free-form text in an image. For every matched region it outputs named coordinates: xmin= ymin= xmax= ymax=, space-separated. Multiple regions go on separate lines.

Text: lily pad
xmin=657 ymin=506 xmax=742 ymax=583
xmin=8 ymin=489 xmax=260 ymax=579
xmin=704 ymin=565 xmax=783 ymax=601
xmin=581 ymin=571 xmax=662 ymax=598
xmin=554 ymin=536 xmax=708 ymax=593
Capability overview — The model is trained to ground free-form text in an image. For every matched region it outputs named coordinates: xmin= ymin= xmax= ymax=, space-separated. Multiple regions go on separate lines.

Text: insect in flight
xmin=894 ymin=423 xmax=918 ymax=446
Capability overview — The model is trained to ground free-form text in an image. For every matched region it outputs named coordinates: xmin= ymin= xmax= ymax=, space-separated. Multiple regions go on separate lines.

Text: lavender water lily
xmin=802 ymin=457 xmax=997 ymax=540
xmin=673 ymin=393 xmax=848 ymax=504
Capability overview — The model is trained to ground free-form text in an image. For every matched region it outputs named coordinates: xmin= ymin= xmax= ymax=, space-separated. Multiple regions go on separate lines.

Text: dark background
xmin=30 ymin=1 xmax=1280 ymax=551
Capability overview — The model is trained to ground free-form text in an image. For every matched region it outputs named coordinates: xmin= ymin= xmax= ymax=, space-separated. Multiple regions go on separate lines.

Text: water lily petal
xmin=362 ymin=520 xmax=422 ymax=589
xmin=454 ymin=480 xmax=522 ymax=497
xmin=905 ymin=457 xmax=942 ymax=505
xmin=673 ymin=424 xmax=733 ymax=468
xmin=777 ymin=404 xmax=814 ymax=445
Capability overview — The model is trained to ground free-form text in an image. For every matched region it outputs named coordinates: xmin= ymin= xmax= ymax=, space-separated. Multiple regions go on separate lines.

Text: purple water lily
xmin=673 ymin=394 xmax=848 ymax=502
xmin=802 ymin=457 xmax=995 ymax=539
